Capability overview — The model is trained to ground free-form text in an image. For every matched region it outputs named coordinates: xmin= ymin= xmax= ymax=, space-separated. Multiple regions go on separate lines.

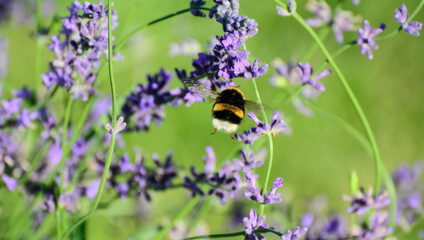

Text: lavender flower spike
xmin=356 ymin=20 xmax=385 ymax=60
xmin=276 ymin=0 xmax=296 ymax=17
xmin=305 ymin=0 xmax=331 ymax=28
xmin=281 ymin=226 xmax=308 ymax=240
xmin=243 ymin=208 xmax=269 ymax=239
xmin=296 ymin=62 xmax=330 ymax=92
xmin=264 ymin=177 xmax=284 ymax=204
xmin=244 ymin=171 xmax=264 ymax=203
xmin=343 ymin=186 xmax=390 ymax=215
xmin=394 ymin=3 xmax=423 ymax=36
xmin=105 ymin=116 xmax=126 ymax=134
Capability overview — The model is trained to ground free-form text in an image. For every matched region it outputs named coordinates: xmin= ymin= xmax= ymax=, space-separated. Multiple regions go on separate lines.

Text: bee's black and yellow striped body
xmin=212 ymin=87 xmax=246 ymax=135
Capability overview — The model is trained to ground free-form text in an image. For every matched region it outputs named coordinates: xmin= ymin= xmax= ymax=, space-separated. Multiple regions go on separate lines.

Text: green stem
xmin=62 ymin=1 xmax=118 ymax=237
xmin=242 ymin=44 xmax=274 ymax=217
xmin=184 ymin=228 xmax=282 ymax=240
xmin=19 ymin=139 xmax=52 ymax=184
xmin=409 ymin=0 xmax=424 ymax=21
xmin=115 ymin=7 xmax=211 ymax=52
xmin=275 ymin=0 xmax=383 ymax=194
xmin=59 ymin=96 xmax=74 ymax=193
xmin=152 ymin=196 xmax=200 ymax=240
xmin=55 ymin=95 xmax=73 ymax=239
xmin=301 ymin=27 xmax=330 ymax=61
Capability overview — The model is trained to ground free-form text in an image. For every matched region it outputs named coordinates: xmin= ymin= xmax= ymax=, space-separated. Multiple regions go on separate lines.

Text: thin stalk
xmin=274 ymin=0 xmax=383 ymax=194
xmin=242 ymin=44 xmax=274 ymax=217
xmin=184 ymin=228 xmax=283 ymax=240
xmin=152 ymin=196 xmax=200 ymax=240
xmin=115 ymin=7 xmax=210 ymax=52
xmin=55 ymin=95 xmax=73 ymax=239
xmin=59 ymin=97 xmax=74 ymax=193
xmin=62 ymin=1 xmax=117 ymax=236
xmin=19 ymin=139 xmax=52 ymax=184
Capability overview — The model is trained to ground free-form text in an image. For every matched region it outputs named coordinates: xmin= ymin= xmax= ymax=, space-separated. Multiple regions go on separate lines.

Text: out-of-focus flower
xmin=268 ymin=58 xmax=300 ymax=88
xmin=392 ymin=161 xmax=423 ymax=228
xmin=394 ymin=3 xmax=423 ymax=36
xmin=343 ymin=187 xmax=391 ymax=215
xmin=280 ymin=226 xmax=308 ymax=240
xmin=351 ymin=211 xmax=393 ymax=239
xmin=0 ymin=0 xmax=12 ymax=23
xmin=332 ymin=10 xmax=362 ymax=43
xmin=356 ymin=20 xmax=385 ymax=60
xmin=305 ymin=0 xmax=331 ymax=28
xmin=105 ymin=116 xmax=126 ymax=134
xmin=296 ymin=62 xmax=330 ymax=92
xmin=169 ymin=38 xmax=202 ymax=57
xmin=276 ymin=0 xmax=296 ymax=17
xmin=0 ymin=36 xmax=7 ymax=82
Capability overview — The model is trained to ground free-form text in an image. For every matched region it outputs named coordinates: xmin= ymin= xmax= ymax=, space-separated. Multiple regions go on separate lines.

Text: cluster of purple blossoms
xmin=0 ymin=0 xmax=12 ymax=24
xmin=183 ymin=146 xmax=242 ymax=204
xmin=268 ymin=59 xmax=331 ymax=109
xmin=296 ymin=62 xmax=330 ymax=92
xmin=394 ymin=3 xmax=423 ymax=36
xmin=356 ymin=20 xmax=386 ymax=60
xmin=392 ymin=161 xmax=423 ymax=227
xmin=343 ymin=187 xmax=391 ymax=215
xmin=41 ymin=1 xmax=120 ymax=101
xmin=121 ymin=68 xmax=203 ymax=131
xmin=282 ymin=0 xmax=362 ymax=44
xmin=351 ymin=210 xmax=393 ymax=239
xmin=280 ymin=227 xmax=308 ymax=240
xmin=234 ymin=111 xmax=286 ymax=145
xmin=180 ymin=0 xmax=267 ymax=91
xmin=0 ymin=87 xmax=57 ymax=191
xmin=244 ymin=171 xmax=284 ymax=204
xmin=243 ymin=208 xmax=270 ymax=240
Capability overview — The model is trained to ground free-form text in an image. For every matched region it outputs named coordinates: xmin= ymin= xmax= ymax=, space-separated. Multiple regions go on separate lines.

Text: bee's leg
xmin=230 ymin=132 xmax=235 ymax=139
xmin=211 ymin=128 xmax=217 ymax=135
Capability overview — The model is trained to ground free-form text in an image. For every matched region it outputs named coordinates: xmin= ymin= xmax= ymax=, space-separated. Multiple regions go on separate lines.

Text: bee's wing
xmin=245 ymin=100 xmax=264 ymax=114
xmin=182 ymin=77 xmax=218 ymax=102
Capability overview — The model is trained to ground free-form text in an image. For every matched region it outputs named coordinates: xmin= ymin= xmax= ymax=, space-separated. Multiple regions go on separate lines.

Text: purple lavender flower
xmin=332 ymin=10 xmax=362 ymax=43
xmin=394 ymin=3 xmax=423 ymax=36
xmin=243 ymin=208 xmax=269 ymax=239
xmin=268 ymin=58 xmax=301 ymax=88
xmin=392 ymin=161 xmax=423 ymax=226
xmin=190 ymin=0 xmax=206 ymax=17
xmin=343 ymin=187 xmax=391 ymax=215
xmin=232 ymin=148 xmax=264 ymax=172
xmin=105 ymin=116 xmax=126 ymax=134
xmin=351 ymin=210 xmax=393 ymax=240
xmin=41 ymin=193 xmax=56 ymax=212
xmin=234 ymin=111 xmax=286 ymax=145
xmin=244 ymin=171 xmax=284 ymax=204
xmin=276 ymin=0 xmax=296 ymax=17
xmin=280 ymin=226 xmax=308 ymax=240
xmin=122 ymin=68 xmax=203 ymax=131
xmin=41 ymin=1 xmax=120 ymax=101
xmin=356 ymin=20 xmax=385 ymax=60
xmin=0 ymin=36 xmax=7 ymax=81
xmin=244 ymin=171 xmax=264 ymax=203
xmin=305 ymin=0 xmax=331 ymax=28
xmin=296 ymin=62 xmax=330 ymax=92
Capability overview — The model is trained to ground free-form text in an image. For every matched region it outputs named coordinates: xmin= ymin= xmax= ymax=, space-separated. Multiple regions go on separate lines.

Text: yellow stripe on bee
xmin=213 ymin=103 xmax=244 ymax=119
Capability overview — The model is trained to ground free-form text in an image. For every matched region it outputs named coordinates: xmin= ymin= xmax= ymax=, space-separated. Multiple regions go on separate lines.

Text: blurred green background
xmin=1 ymin=0 xmax=424 ymax=239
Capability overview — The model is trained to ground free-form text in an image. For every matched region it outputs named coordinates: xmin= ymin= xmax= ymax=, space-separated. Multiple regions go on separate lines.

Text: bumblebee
xmin=183 ymin=78 xmax=259 ymax=137
xmin=211 ymin=87 xmax=246 ymax=136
